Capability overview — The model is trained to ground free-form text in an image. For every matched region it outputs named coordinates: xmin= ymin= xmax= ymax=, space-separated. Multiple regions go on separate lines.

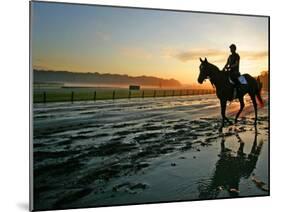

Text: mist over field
xmin=34 ymin=70 xmax=182 ymax=88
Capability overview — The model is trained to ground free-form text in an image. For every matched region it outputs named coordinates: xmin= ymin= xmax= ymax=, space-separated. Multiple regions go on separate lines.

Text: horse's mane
xmin=207 ymin=62 xmax=221 ymax=72
xmin=206 ymin=62 xmax=222 ymax=87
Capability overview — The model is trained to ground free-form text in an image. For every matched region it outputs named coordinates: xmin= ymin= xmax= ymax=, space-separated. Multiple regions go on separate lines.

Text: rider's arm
xmin=223 ymin=57 xmax=230 ymax=71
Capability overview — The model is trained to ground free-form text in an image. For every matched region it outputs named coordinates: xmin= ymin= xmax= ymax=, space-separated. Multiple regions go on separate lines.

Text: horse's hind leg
xmin=250 ymin=94 xmax=258 ymax=126
xmin=235 ymin=97 xmax=245 ymax=123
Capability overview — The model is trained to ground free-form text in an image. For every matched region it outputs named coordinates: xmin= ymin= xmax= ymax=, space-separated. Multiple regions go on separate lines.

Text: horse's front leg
xmin=225 ymin=116 xmax=233 ymax=125
xmin=219 ymin=99 xmax=227 ymax=132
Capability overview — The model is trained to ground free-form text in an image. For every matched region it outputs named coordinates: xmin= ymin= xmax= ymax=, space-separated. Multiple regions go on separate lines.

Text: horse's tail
xmin=244 ymin=74 xmax=264 ymax=108
xmin=256 ymin=77 xmax=264 ymax=108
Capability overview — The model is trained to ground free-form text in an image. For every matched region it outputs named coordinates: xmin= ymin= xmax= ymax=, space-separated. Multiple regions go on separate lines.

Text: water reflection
xmin=198 ymin=129 xmax=263 ymax=198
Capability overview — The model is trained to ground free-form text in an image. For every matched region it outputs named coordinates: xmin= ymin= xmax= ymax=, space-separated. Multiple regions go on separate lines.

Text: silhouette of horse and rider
xmin=197 ymin=44 xmax=264 ymax=131
xmin=198 ymin=129 xmax=264 ymax=199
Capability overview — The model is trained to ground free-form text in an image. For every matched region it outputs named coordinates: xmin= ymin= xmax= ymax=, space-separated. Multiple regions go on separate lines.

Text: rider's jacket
xmin=227 ymin=52 xmax=240 ymax=75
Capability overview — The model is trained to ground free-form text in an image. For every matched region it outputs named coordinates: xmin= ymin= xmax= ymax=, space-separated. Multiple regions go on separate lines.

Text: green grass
xmin=33 ymin=87 xmax=215 ymax=103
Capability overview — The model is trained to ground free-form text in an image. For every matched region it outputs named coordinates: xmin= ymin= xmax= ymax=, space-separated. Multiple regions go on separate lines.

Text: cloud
xmin=240 ymin=51 xmax=268 ymax=60
xmin=176 ymin=49 xmax=225 ymax=62
xmin=162 ymin=48 xmax=226 ymax=63
xmin=120 ymin=47 xmax=152 ymax=60
xmin=162 ymin=48 xmax=268 ymax=63
xmin=95 ymin=31 xmax=111 ymax=41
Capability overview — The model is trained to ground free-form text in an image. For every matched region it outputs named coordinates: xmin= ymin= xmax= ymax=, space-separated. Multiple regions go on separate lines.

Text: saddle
xmin=228 ymin=75 xmax=247 ymax=99
xmin=228 ymin=75 xmax=247 ymax=85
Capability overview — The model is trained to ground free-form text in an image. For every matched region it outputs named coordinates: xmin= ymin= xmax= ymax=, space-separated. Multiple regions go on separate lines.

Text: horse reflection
xmin=198 ymin=130 xmax=263 ymax=199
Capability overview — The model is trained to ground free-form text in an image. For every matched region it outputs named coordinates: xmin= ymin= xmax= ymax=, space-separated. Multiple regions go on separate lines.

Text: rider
xmin=223 ymin=44 xmax=241 ymax=92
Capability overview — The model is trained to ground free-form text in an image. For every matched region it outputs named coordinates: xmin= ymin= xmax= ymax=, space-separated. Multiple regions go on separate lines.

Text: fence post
xmin=179 ymin=90 xmax=182 ymax=96
xmin=128 ymin=90 xmax=131 ymax=99
xmin=163 ymin=90 xmax=166 ymax=97
xmin=71 ymin=91 xmax=74 ymax=103
xmin=43 ymin=92 xmax=46 ymax=103
xmin=142 ymin=90 xmax=144 ymax=98
xmin=112 ymin=90 xmax=115 ymax=100
xmin=94 ymin=91 xmax=96 ymax=101
xmin=153 ymin=90 xmax=156 ymax=98
xmin=172 ymin=90 xmax=175 ymax=96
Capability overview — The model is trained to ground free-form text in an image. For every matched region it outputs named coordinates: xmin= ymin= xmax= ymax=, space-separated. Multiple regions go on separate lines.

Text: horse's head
xmin=197 ymin=57 xmax=209 ymax=84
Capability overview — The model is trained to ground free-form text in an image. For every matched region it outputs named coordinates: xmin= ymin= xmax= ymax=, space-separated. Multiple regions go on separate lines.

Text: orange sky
xmin=32 ymin=2 xmax=269 ymax=85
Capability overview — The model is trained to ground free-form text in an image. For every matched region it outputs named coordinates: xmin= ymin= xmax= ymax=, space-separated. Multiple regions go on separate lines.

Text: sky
xmin=31 ymin=2 xmax=269 ymax=85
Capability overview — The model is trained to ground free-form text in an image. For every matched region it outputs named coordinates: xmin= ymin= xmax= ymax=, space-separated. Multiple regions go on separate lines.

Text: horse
xmin=197 ymin=57 xmax=264 ymax=131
